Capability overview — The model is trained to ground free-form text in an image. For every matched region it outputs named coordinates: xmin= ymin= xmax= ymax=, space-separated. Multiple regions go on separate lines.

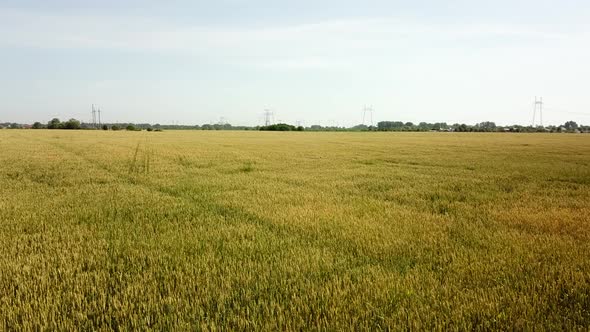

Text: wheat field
xmin=0 ymin=130 xmax=589 ymax=330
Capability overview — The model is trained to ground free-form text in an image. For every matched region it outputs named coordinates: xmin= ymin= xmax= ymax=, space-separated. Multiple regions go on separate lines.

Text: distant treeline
xmin=259 ymin=123 xmax=304 ymax=131
xmin=1 ymin=118 xmax=588 ymax=133
xmin=374 ymin=121 xmax=589 ymax=133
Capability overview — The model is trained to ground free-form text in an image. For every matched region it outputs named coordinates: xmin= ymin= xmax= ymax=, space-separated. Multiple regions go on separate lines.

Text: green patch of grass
xmin=238 ymin=162 xmax=255 ymax=173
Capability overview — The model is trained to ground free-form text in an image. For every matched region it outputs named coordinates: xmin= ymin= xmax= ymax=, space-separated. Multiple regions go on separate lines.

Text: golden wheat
xmin=0 ymin=130 xmax=588 ymax=330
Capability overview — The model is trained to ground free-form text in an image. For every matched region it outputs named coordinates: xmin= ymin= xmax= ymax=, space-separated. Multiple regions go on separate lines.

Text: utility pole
xmin=362 ymin=105 xmax=374 ymax=126
xmin=532 ymin=97 xmax=543 ymax=127
xmin=91 ymin=104 xmax=96 ymax=128
xmin=264 ymin=109 xmax=274 ymax=126
xmin=98 ymin=108 xmax=102 ymax=127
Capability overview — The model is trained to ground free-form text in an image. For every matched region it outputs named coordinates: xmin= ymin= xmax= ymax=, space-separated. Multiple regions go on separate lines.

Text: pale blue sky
xmin=1 ymin=0 xmax=589 ymax=126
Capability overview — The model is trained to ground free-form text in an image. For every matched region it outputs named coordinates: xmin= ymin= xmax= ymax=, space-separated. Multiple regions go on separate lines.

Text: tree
xmin=111 ymin=125 xmax=121 ymax=131
xmin=350 ymin=124 xmax=369 ymax=131
xmin=126 ymin=124 xmax=137 ymax=131
xmin=63 ymin=118 xmax=81 ymax=130
xmin=102 ymin=124 xmax=108 ymax=130
xmin=47 ymin=118 xmax=61 ymax=129
xmin=477 ymin=121 xmax=496 ymax=132
xmin=32 ymin=122 xmax=43 ymax=129
xmin=455 ymin=124 xmax=469 ymax=132
xmin=377 ymin=121 xmax=404 ymax=131
xmin=418 ymin=122 xmax=431 ymax=131
xmin=260 ymin=123 xmax=296 ymax=131
xmin=564 ymin=121 xmax=578 ymax=131
xmin=433 ymin=122 xmax=449 ymax=131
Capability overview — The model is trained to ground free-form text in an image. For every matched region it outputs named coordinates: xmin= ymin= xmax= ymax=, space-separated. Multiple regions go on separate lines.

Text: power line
xmin=264 ymin=109 xmax=274 ymax=126
xmin=362 ymin=105 xmax=374 ymax=126
xmin=91 ymin=104 xmax=96 ymax=127
xmin=532 ymin=97 xmax=543 ymax=127
xmin=91 ymin=104 xmax=103 ymax=128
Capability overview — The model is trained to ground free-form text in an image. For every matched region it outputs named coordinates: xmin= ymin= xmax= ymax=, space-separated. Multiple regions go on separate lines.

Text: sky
xmin=1 ymin=0 xmax=589 ymax=126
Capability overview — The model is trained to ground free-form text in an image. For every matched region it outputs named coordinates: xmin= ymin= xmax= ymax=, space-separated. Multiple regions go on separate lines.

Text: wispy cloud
xmin=0 ymin=8 xmax=586 ymax=70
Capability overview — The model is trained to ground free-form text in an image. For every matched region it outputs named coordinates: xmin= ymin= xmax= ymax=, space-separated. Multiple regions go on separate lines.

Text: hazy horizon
xmin=1 ymin=0 xmax=589 ymax=126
